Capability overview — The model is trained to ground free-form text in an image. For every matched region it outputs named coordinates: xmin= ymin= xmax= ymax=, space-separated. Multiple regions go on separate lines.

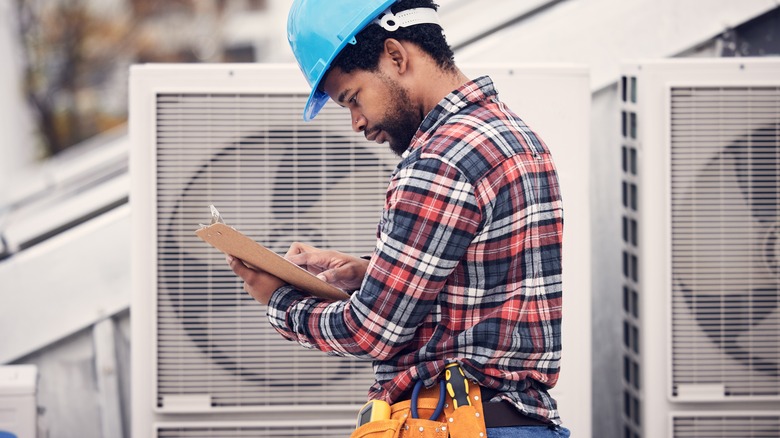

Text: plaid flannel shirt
xmin=268 ymin=76 xmax=564 ymax=424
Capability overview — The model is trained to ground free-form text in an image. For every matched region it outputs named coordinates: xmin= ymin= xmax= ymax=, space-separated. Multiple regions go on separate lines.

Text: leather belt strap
xmin=480 ymin=387 xmax=551 ymax=428
xmin=396 ymin=384 xmax=551 ymax=428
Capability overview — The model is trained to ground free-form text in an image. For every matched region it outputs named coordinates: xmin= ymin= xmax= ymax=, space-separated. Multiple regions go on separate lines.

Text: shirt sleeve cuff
xmin=266 ymin=285 xmax=305 ymax=337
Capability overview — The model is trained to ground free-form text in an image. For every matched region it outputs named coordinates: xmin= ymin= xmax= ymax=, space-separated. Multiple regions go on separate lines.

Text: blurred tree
xmin=14 ymin=0 xmax=268 ymax=157
xmin=15 ymin=0 xmax=138 ymax=155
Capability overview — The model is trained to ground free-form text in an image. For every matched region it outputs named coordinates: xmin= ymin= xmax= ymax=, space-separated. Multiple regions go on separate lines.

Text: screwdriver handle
xmin=444 ymin=363 xmax=471 ymax=409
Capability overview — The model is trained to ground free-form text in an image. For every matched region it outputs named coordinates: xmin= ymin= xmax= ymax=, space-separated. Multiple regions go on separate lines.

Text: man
xmin=227 ymin=1 xmax=569 ymax=437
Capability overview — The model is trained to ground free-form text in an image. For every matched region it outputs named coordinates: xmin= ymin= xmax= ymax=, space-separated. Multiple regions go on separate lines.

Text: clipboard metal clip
xmin=200 ymin=204 xmax=226 ymax=228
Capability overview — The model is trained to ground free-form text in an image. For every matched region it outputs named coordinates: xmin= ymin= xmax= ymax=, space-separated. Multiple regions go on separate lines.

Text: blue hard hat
xmin=288 ymin=0 xmax=397 ymax=121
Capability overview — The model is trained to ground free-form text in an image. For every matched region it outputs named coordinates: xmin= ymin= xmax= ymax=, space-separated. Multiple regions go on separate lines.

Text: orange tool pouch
xmin=350 ymin=381 xmax=487 ymax=438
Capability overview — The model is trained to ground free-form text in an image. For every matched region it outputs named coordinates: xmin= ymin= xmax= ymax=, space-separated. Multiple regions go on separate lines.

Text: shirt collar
xmin=403 ymin=76 xmax=497 ymax=158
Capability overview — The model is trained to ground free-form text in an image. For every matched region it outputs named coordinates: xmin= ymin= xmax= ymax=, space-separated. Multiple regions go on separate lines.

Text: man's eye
xmin=349 ymin=94 xmax=358 ymax=105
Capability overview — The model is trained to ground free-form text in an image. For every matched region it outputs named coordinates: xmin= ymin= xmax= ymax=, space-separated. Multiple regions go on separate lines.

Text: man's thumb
xmin=316 ymin=267 xmax=345 ymax=284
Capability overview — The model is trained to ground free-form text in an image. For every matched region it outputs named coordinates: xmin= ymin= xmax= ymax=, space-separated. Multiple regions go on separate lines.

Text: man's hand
xmin=285 ymin=242 xmax=369 ymax=292
xmin=226 ymin=255 xmax=285 ymax=305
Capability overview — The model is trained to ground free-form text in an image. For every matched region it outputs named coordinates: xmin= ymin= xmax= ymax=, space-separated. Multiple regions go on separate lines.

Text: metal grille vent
xmin=672 ymin=415 xmax=780 ymax=438
xmin=669 ymin=86 xmax=780 ymax=399
xmin=620 ymin=74 xmax=642 ymax=437
xmin=156 ymin=422 xmax=355 ymax=438
xmin=154 ymin=93 xmax=397 ymax=409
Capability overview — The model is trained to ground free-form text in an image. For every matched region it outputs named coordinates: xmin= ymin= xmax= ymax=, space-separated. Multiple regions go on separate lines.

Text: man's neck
xmin=416 ymin=66 xmax=471 ymax=119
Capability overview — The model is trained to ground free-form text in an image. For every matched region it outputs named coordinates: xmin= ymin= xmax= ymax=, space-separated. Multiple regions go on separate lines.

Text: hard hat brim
xmin=304 ymin=87 xmax=330 ymax=122
xmin=291 ymin=0 xmax=398 ymax=121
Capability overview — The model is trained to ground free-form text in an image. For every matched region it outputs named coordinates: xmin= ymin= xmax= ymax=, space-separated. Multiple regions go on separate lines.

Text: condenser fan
xmin=155 ymin=124 xmax=393 ymax=407
xmin=672 ymin=123 xmax=780 ymax=396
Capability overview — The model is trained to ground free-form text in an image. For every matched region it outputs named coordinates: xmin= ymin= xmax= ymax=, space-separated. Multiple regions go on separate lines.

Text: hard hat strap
xmin=372 ymin=7 xmax=441 ymax=32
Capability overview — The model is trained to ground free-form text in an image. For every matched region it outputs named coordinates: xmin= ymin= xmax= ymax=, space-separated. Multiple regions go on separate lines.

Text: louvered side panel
xmin=672 ymin=414 xmax=780 ymax=438
xmin=618 ymin=73 xmax=643 ymax=437
xmin=154 ymin=93 xmax=397 ymax=410
xmin=669 ymin=86 xmax=780 ymax=400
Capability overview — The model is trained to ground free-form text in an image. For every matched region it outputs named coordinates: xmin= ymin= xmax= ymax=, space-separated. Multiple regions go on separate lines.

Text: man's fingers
xmin=316 ymin=266 xmax=349 ymax=283
xmin=286 ymin=251 xmax=324 ymax=268
xmin=285 ymin=252 xmax=308 ymax=266
xmin=286 ymin=251 xmax=334 ymax=275
xmin=285 ymin=242 xmax=317 ymax=258
xmin=226 ymin=254 xmax=286 ymax=305
xmin=227 ymin=254 xmax=257 ymax=279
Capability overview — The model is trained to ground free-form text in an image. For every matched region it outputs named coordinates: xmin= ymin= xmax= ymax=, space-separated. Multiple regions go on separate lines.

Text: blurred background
xmin=1 ymin=0 xmax=779 ymax=437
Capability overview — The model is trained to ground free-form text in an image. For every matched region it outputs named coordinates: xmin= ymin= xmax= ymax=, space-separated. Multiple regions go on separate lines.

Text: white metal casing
xmin=619 ymin=58 xmax=780 ymax=438
xmin=0 ymin=365 xmax=37 ymax=438
xmin=130 ymin=63 xmax=591 ymax=437
xmin=668 ymin=412 xmax=780 ymax=437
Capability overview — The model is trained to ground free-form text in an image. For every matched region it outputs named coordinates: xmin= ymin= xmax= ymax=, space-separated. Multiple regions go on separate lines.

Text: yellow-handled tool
xmin=444 ymin=363 xmax=472 ymax=409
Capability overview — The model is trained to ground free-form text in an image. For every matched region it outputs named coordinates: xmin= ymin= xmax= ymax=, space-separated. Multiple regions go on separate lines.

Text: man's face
xmin=322 ymin=67 xmax=420 ymax=156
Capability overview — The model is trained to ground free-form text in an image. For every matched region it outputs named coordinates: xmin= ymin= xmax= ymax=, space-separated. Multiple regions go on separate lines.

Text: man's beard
xmin=373 ymin=76 xmax=420 ymax=157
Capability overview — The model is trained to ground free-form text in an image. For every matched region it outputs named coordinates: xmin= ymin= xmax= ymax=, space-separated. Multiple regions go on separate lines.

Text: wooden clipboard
xmin=195 ymin=222 xmax=350 ymax=301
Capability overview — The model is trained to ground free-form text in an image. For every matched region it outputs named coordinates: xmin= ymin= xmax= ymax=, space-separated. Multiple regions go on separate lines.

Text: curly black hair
xmin=329 ymin=0 xmax=455 ymax=76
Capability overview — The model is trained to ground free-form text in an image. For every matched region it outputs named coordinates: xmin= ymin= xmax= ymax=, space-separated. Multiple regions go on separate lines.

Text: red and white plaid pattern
xmin=268 ymin=77 xmax=564 ymax=424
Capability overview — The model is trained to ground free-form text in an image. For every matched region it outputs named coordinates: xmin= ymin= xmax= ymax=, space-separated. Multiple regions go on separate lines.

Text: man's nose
xmin=351 ymin=112 xmax=366 ymax=132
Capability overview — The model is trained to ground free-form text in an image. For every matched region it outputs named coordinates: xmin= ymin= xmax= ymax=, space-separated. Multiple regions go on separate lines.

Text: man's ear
xmin=383 ymin=38 xmax=408 ymax=75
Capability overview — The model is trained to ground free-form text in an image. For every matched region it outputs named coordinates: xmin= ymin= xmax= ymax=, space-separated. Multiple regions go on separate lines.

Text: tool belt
xmin=351 ymin=364 xmax=552 ymax=438
xmin=350 ymin=377 xmax=486 ymax=438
